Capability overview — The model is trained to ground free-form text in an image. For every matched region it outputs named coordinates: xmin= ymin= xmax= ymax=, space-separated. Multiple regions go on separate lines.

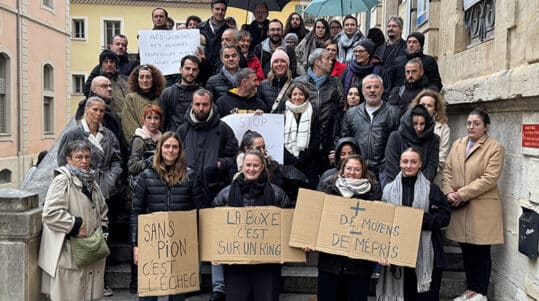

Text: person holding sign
xmin=315 ymin=154 xmax=381 ymax=301
xmin=442 ymin=109 xmax=504 ymax=301
xmin=212 ymin=149 xmax=290 ymax=301
xmin=131 ymin=132 xmax=204 ymax=301
xmin=39 ymin=140 xmax=109 ymax=301
xmin=377 ymin=147 xmax=450 ymax=300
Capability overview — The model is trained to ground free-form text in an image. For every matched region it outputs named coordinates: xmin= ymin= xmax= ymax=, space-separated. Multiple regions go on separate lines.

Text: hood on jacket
xmin=398 ymin=104 xmax=435 ymax=144
xmin=334 ymin=137 xmax=361 ymax=168
xmin=184 ymin=103 xmax=221 ymax=129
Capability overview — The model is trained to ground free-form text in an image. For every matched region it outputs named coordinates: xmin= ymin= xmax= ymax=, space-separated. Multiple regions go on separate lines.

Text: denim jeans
xmin=211 ymin=264 xmax=225 ymax=292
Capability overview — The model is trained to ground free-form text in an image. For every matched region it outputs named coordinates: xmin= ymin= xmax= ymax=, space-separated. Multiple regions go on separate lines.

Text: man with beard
xmin=83 ymin=35 xmax=137 ymax=97
xmin=390 ymin=32 xmax=443 ymax=91
xmin=215 ymin=68 xmax=266 ymax=117
xmin=375 ymin=16 xmax=407 ymax=90
xmin=284 ymin=12 xmax=310 ymax=43
xmin=241 ymin=3 xmax=269 ymax=50
xmin=176 ymin=89 xmax=238 ymax=301
xmin=389 ymin=58 xmax=431 ymax=117
xmin=159 ymin=55 xmax=201 ymax=132
xmin=341 ymin=74 xmax=399 ymax=184
xmin=253 ymin=19 xmax=297 ymax=77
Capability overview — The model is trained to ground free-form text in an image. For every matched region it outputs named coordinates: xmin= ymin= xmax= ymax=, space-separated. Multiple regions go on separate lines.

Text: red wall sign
xmin=522 ymin=124 xmax=539 ymax=148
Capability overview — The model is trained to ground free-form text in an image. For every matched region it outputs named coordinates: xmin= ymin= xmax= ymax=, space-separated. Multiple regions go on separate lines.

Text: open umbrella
xmin=304 ymin=0 xmax=378 ymax=17
xmin=227 ymin=0 xmax=291 ymax=12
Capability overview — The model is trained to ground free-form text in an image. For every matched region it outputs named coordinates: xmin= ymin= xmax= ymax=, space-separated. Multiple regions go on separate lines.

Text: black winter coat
xmin=374 ymin=38 xmax=407 ymax=90
xmin=177 ymin=105 xmax=239 ymax=201
xmin=205 ymin=70 xmax=236 ymax=101
xmin=388 ymin=76 xmax=430 ymax=118
xmin=341 ymin=102 xmax=400 ymax=175
xmin=292 ymin=74 xmax=344 ymax=156
xmin=158 ymin=82 xmax=200 ymax=132
xmin=215 ymin=90 xmax=267 ymax=117
xmin=257 ymin=76 xmax=290 ymax=112
xmin=384 ymin=106 xmax=439 ymax=184
xmin=317 ymin=177 xmax=382 ymax=275
xmin=130 ymin=167 xmax=203 ymax=245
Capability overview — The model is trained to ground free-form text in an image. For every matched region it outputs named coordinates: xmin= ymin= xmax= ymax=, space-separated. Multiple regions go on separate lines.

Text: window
xmin=0 ymin=54 xmax=9 ymax=135
xmin=72 ymin=18 xmax=86 ymax=40
xmin=0 ymin=169 xmax=11 ymax=184
xmin=417 ymin=0 xmax=429 ymax=26
xmin=104 ymin=20 xmax=121 ymax=49
xmin=42 ymin=0 xmax=53 ymax=9
xmin=464 ymin=0 xmax=495 ymax=45
xmin=72 ymin=74 xmax=85 ymax=94
xmin=43 ymin=64 xmax=54 ymax=135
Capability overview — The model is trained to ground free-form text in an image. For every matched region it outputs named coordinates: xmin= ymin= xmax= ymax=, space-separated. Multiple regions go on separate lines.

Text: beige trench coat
xmin=442 ymin=134 xmax=505 ymax=245
xmin=38 ymin=166 xmax=109 ymax=301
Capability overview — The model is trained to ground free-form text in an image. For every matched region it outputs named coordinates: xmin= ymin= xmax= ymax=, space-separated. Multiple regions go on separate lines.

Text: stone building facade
xmin=0 ymin=0 xmax=70 ymax=189
xmin=371 ymin=0 xmax=539 ymax=300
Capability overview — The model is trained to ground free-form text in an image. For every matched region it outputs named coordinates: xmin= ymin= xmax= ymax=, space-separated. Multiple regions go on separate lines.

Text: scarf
xmin=189 ymin=107 xmax=214 ymax=124
xmin=227 ymin=171 xmax=276 ymax=207
xmin=343 ymin=58 xmax=379 ymax=92
xmin=307 ymin=67 xmax=328 ymax=89
xmin=338 ymin=32 xmax=361 ymax=63
xmin=67 ymin=164 xmax=97 ymax=201
xmin=377 ymin=171 xmax=433 ymax=300
xmin=140 ymin=125 xmax=162 ymax=143
xmin=335 ymin=176 xmax=372 ymax=197
xmin=81 ymin=119 xmax=104 ymax=152
xmin=137 ymin=89 xmax=157 ymax=101
xmin=284 ymin=101 xmax=312 ymax=158
xmin=221 ymin=67 xmax=239 ymax=87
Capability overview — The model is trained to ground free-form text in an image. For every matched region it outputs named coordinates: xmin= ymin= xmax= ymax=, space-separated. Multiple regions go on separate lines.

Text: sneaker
xmin=209 ymin=291 xmax=226 ymax=301
xmin=454 ymin=291 xmax=471 ymax=301
xmin=103 ymin=285 xmax=113 ymax=297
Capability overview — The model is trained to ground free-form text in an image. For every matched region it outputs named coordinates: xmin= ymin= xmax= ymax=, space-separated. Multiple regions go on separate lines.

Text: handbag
xmin=70 ymin=228 xmax=110 ymax=267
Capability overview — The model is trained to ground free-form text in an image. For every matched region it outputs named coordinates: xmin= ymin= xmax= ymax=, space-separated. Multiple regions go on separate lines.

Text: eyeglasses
xmin=466 ymin=121 xmax=483 ymax=128
xmin=354 ymin=49 xmax=367 ymax=54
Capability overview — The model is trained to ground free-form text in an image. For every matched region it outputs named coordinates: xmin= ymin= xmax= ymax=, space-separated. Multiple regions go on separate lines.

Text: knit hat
xmin=99 ymin=49 xmax=119 ymax=66
xmin=284 ymin=33 xmax=299 ymax=45
xmin=271 ymin=49 xmax=290 ymax=66
xmin=354 ymin=38 xmax=375 ymax=57
xmin=408 ymin=32 xmax=425 ymax=48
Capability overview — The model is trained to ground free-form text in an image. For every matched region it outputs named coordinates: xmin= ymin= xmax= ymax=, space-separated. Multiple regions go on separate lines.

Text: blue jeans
xmin=211 ymin=264 xmax=225 ymax=293
xmin=140 ymin=294 xmax=185 ymax=301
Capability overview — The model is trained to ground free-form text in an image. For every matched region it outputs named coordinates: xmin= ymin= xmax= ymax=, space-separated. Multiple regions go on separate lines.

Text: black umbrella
xmin=226 ymin=0 xmax=291 ymax=12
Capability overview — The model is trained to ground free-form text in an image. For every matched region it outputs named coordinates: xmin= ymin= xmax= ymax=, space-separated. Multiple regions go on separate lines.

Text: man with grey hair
xmin=215 ymin=68 xmax=266 ymax=116
xmin=341 ymin=74 xmax=400 ymax=184
xmin=375 ymin=16 xmax=407 ymax=90
xmin=293 ymin=48 xmax=343 ymax=172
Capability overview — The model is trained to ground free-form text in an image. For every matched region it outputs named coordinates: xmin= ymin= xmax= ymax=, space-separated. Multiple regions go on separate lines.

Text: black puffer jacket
xmin=384 ymin=105 xmax=439 ymax=183
xmin=341 ymin=101 xmax=400 ymax=175
xmin=212 ymin=178 xmax=290 ymax=208
xmin=292 ymin=75 xmax=344 ymax=155
xmin=205 ymin=69 xmax=236 ymax=101
xmin=130 ymin=166 xmax=203 ymax=245
xmin=257 ymin=76 xmax=290 ymax=112
xmin=317 ymin=177 xmax=382 ymax=275
xmin=158 ymin=82 xmax=200 ymax=132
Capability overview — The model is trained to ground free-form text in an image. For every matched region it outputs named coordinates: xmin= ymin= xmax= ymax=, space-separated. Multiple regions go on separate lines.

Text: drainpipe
xmin=16 ymin=0 xmax=22 ymax=157
xmin=405 ymin=0 xmax=412 ymax=36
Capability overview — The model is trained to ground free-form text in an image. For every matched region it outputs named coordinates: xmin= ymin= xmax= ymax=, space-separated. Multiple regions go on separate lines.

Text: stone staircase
xmin=106 ymin=242 xmax=466 ymax=299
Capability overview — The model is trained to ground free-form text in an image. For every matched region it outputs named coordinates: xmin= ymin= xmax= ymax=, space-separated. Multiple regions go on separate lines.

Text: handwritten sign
xmin=137 ymin=211 xmax=199 ymax=296
xmin=138 ymin=29 xmax=200 ymax=75
xmin=523 ymin=124 xmax=539 ymax=148
xmin=199 ymin=207 xmax=305 ymax=264
xmin=289 ymin=189 xmax=423 ymax=268
xmin=221 ymin=113 xmax=284 ymax=163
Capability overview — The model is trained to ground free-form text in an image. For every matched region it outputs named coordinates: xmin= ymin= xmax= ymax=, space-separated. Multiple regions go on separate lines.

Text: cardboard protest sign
xmin=289 ymin=189 xmax=423 ymax=267
xmin=137 ymin=210 xmax=199 ymax=296
xmin=138 ymin=29 xmax=200 ymax=75
xmin=199 ymin=206 xmax=305 ymax=264
xmin=221 ymin=113 xmax=284 ymax=163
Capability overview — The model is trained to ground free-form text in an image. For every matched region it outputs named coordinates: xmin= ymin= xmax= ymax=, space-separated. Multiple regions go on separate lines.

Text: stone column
xmin=0 ymin=189 xmax=42 ymax=301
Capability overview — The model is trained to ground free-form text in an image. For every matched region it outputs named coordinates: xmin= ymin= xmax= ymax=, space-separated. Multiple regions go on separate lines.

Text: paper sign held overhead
xmin=199 ymin=206 xmax=305 ymax=264
xmin=289 ymin=189 xmax=423 ymax=268
xmin=137 ymin=211 xmax=200 ymax=297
